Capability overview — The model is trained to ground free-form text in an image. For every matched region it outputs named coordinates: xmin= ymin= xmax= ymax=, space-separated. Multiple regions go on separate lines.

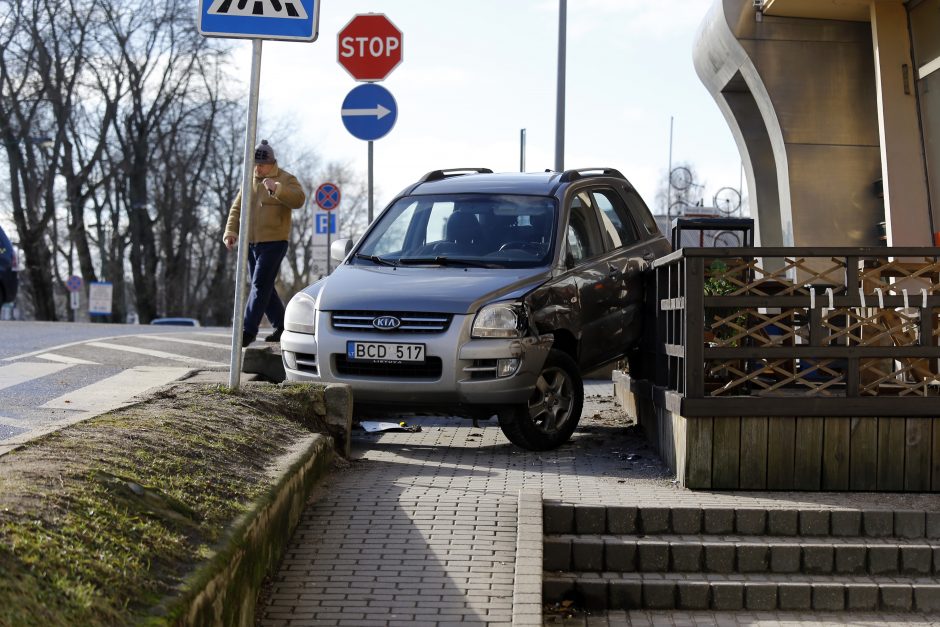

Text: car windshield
xmin=353 ymin=194 xmax=557 ymax=268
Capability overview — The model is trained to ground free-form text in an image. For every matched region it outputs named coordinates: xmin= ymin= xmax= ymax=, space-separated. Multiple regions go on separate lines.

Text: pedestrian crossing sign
xmin=198 ymin=0 xmax=319 ymax=42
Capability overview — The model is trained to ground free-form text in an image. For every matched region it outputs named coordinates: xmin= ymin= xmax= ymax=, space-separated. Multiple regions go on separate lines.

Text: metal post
xmin=668 ymin=116 xmax=674 ymax=211
xmin=326 ymin=211 xmax=332 ymax=276
xmin=368 ymin=140 xmax=374 ymax=224
xmin=228 ymin=39 xmax=263 ymax=391
xmin=554 ymin=0 xmax=566 ymax=172
xmin=520 ymin=128 xmax=526 ymax=172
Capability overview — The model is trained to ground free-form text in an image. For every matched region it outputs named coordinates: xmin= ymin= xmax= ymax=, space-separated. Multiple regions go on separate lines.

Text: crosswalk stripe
xmin=0 ymin=416 xmax=27 ymax=428
xmin=85 ymin=341 xmax=226 ymax=367
xmin=40 ymin=366 xmax=193 ymax=412
xmin=131 ymin=335 xmax=229 ymax=350
xmin=35 ymin=353 xmax=99 ymax=365
xmin=0 ymin=362 xmax=72 ymax=391
xmin=208 ymin=0 xmax=307 ymax=19
xmin=193 ymin=332 xmax=233 ymax=338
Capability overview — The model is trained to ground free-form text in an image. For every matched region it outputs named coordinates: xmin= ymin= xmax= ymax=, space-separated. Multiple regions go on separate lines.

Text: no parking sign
xmin=315 ymin=182 xmax=341 ymax=211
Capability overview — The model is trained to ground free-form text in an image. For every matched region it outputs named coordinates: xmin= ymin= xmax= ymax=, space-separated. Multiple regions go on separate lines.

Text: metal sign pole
xmin=228 ymin=39 xmax=263 ymax=390
xmin=326 ymin=212 xmax=332 ymax=275
xmin=520 ymin=128 xmax=526 ymax=172
xmin=554 ymin=0 xmax=567 ymax=172
xmin=368 ymin=140 xmax=374 ymax=224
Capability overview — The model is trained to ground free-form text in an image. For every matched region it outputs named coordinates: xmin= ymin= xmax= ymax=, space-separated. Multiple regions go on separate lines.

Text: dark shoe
xmin=242 ymin=331 xmax=256 ymax=346
xmin=264 ymin=328 xmax=283 ymax=342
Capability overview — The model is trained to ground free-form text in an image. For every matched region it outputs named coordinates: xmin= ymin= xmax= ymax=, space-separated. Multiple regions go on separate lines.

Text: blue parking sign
xmin=316 ymin=213 xmax=336 ymax=234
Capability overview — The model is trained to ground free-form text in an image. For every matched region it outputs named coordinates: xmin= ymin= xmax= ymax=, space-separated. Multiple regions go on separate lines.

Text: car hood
xmin=310 ymin=264 xmax=551 ymax=314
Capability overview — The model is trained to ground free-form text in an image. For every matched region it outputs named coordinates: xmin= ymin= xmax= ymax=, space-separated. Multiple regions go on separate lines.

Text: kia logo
xmin=372 ymin=315 xmax=401 ymax=330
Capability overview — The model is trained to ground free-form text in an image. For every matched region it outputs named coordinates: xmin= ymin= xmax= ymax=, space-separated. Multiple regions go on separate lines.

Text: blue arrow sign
xmin=341 ymin=84 xmax=398 ymax=141
xmin=198 ymin=0 xmax=320 ymax=42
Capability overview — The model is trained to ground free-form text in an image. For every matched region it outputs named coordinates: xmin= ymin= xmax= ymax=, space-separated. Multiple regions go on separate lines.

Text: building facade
xmin=694 ymin=0 xmax=939 ymax=248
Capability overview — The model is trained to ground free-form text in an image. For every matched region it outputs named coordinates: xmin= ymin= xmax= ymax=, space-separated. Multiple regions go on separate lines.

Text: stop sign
xmin=337 ymin=14 xmax=402 ymax=82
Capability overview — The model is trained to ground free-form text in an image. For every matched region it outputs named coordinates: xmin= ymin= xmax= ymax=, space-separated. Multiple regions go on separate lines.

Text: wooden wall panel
xmin=850 ymin=417 xmax=878 ymax=490
xmin=794 ymin=418 xmax=824 ymax=490
xmin=822 ymin=417 xmax=851 ymax=490
xmin=712 ymin=417 xmax=741 ymax=489
xmin=740 ymin=417 xmax=769 ymax=489
xmin=767 ymin=418 xmax=797 ymax=489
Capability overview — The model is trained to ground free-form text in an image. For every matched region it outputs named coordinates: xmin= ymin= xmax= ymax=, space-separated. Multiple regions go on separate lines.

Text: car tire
xmin=497 ymin=349 xmax=583 ymax=451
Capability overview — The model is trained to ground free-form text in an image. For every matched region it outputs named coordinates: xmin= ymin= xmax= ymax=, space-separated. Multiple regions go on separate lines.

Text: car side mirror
xmin=330 ymin=238 xmax=353 ymax=262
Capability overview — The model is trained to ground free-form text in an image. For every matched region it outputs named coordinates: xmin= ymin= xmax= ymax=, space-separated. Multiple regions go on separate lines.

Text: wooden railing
xmin=637 ymin=247 xmax=940 ymax=416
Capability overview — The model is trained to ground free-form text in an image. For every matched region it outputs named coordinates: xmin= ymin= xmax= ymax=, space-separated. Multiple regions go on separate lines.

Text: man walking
xmin=223 ymin=140 xmax=305 ymax=345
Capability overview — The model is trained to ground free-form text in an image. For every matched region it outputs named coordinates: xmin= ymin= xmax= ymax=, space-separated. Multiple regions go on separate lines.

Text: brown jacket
xmin=223 ymin=166 xmax=306 ymax=243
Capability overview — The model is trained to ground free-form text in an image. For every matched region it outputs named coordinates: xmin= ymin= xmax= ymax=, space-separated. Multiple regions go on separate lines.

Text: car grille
xmin=331 ymin=311 xmax=452 ymax=334
xmin=333 ymin=355 xmax=443 ymax=379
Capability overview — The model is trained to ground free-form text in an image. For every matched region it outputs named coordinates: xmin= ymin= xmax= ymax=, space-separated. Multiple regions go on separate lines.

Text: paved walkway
xmin=258 ymin=380 xmax=940 ymax=626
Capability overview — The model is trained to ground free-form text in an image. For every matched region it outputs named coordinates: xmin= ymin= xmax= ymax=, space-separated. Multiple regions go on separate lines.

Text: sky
xmin=229 ymin=0 xmax=746 ymax=218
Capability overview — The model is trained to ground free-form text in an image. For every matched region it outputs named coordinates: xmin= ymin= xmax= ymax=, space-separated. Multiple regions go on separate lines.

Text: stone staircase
xmin=542 ymin=504 xmax=940 ymax=612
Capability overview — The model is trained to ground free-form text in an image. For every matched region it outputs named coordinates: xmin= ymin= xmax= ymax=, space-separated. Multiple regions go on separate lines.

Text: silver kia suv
xmin=281 ymin=168 xmax=670 ymax=450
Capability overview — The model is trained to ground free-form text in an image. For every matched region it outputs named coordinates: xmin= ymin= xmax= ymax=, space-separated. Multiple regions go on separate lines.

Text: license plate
xmin=346 ymin=341 xmax=426 ymax=363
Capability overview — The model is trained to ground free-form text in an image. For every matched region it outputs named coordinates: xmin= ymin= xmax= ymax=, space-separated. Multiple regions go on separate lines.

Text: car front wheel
xmin=497 ymin=349 xmax=583 ymax=451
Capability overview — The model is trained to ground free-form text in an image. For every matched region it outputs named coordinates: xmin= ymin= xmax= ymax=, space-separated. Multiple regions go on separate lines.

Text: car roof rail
xmin=559 ymin=167 xmax=626 ymax=183
xmin=417 ymin=168 xmax=493 ymax=183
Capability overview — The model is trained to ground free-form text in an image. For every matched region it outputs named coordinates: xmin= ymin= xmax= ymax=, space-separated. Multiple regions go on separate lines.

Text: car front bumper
xmin=280 ymin=312 xmax=553 ymax=407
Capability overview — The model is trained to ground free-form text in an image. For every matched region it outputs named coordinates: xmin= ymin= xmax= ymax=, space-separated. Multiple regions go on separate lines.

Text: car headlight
xmin=471 ymin=302 xmax=525 ymax=338
xmin=284 ymin=293 xmax=317 ymax=335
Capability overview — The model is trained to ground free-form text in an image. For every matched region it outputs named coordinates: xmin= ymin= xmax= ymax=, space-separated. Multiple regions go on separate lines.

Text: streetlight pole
xmin=520 ymin=129 xmax=526 ymax=172
xmin=554 ymin=0 xmax=567 ymax=173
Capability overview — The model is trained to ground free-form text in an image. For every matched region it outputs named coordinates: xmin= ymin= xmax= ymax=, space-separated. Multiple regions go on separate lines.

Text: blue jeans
xmin=244 ymin=240 xmax=288 ymax=337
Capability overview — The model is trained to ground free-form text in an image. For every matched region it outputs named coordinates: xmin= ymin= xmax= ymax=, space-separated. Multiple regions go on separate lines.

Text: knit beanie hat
xmin=254 ymin=139 xmax=276 ymax=164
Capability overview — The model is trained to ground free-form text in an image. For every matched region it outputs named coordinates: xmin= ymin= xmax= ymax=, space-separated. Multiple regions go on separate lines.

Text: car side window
xmin=565 ymin=192 xmax=604 ymax=265
xmin=592 ymin=189 xmax=641 ymax=251
xmin=622 ymin=187 xmax=660 ymax=237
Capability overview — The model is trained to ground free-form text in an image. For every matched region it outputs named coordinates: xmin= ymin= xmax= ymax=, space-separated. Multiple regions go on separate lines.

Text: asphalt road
xmin=0 ymin=321 xmax=241 ymax=443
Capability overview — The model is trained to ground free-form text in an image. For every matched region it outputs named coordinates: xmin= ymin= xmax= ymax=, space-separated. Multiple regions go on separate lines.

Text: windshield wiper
xmin=398 ymin=256 xmax=495 ymax=268
xmin=354 ymin=253 xmax=397 ymax=267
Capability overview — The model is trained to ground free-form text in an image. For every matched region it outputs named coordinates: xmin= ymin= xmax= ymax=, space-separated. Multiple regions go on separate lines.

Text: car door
xmin=587 ymin=187 xmax=658 ymax=362
xmin=556 ymin=189 xmax=626 ymax=370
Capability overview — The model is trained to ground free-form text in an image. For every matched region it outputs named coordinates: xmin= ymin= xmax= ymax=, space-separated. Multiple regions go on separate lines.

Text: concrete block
xmin=802 ymin=544 xmax=834 ymax=574
xmin=767 ymin=509 xmax=798 ymax=536
xmin=845 ymin=583 xmax=879 ymax=611
xmin=736 ymin=543 xmax=769 ymax=573
xmin=703 ymin=543 xmax=735 ymax=574
xmin=894 ymin=511 xmax=926 ymax=539
xmin=769 ymin=544 xmax=801 ymax=573
xmin=778 ymin=583 xmax=812 ymax=610
xmin=935 ymin=547 xmax=940 ymax=574
xmin=735 ymin=509 xmax=767 ymax=535
xmin=811 ymin=583 xmax=845 ymax=611
xmin=677 ymin=581 xmax=710 ymax=610
xmin=577 ymin=579 xmax=608 ymax=610
xmin=670 ymin=542 xmax=703 ymax=572
xmin=862 ymin=510 xmax=893 ymax=537
xmin=604 ymin=539 xmax=636 ymax=572
xmin=799 ymin=510 xmax=830 ymax=536
xmin=914 ymin=585 xmax=940 ymax=612
xmin=642 ymin=581 xmax=677 ymax=609
xmin=636 ymin=541 xmax=669 ymax=572
xmin=575 ymin=505 xmax=607 ymax=534
xmin=671 ymin=507 xmax=702 ymax=534
xmin=711 ymin=582 xmax=744 ymax=611
xmin=608 ymin=580 xmax=642 ymax=610
xmin=833 ymin=545 xmax=866 ymax=574
xmin=607 ymin=506 xmax=638 ymax=534
xmin=639 ymin=507 xmax=670 ymax=534
xmin=927 ymin=512 xmax=940 ymax=539
xmin=572 ymin=537 xmax=605 ymax=571
xmin=544 ymin=504 xmax=575 ymax=534
xmin=830 ymin=510 xmax=861 ymax=537
xmin=243 ymin=345 xmax=286 ymax=382
xmin=880 ymin=584 xmax=913 ymax=611
xmin=543 ymin=537 xmax=571 ymax=572
xmin=703 ymin=508 xmax=735 ymax=534
xmin=867 ymin=545 xmax=899 ymax=574
xmin=900 ymin=545 xmax=932 ymax=575
xmin=744 ymin=582 xmax=777 ymax=610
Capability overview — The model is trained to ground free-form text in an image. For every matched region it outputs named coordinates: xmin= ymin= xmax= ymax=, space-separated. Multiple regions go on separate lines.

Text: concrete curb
xmin=513 ymin=488 xmax=544 ymax=626
xmin=161 ymin=432 xmax=335 ymax=626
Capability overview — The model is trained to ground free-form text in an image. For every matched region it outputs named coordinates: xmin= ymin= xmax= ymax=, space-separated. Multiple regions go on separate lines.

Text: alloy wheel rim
xmin=528 ymin=367 xmax=574 ymax=434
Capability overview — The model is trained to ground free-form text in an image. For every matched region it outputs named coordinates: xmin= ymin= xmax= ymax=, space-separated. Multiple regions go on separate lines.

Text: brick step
xmin=545 ymin=533 xmax=940 ymax=576
xmin=543 ymin=571 xmax=940 ymax=612
xmin=543 ymin=503 xmax=940 ymax=539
